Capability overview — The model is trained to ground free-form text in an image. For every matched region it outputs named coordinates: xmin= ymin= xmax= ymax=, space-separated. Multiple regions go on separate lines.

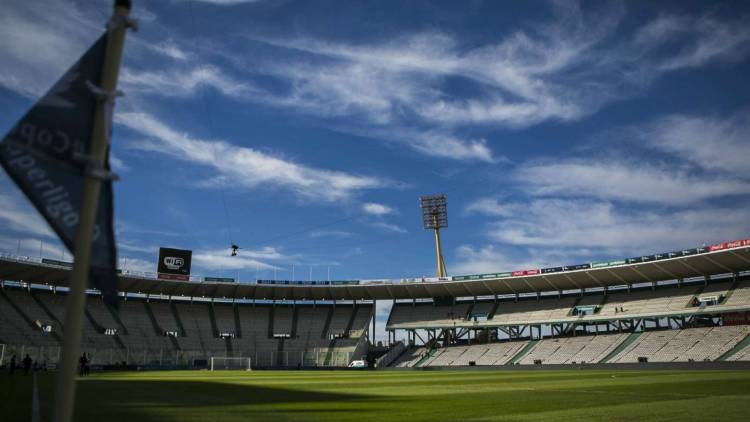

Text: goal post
xmin=209 ymin=356 xmax=252 ymax=371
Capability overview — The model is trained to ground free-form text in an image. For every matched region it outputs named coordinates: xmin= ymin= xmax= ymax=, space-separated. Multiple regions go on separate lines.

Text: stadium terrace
xmin=1 ymin=236 xmax=750 ymax=370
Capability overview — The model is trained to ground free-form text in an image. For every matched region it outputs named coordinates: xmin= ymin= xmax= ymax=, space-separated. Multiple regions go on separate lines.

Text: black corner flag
xmin=0 ymin=34 xmax=119 ymax=305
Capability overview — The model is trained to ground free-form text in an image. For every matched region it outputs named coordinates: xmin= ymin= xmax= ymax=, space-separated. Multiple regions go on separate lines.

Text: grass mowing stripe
xmin=5 ymin=369 xmax=749 ymax=422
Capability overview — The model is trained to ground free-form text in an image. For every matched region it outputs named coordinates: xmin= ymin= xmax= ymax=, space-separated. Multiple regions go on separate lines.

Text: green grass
xmin=2 ymin=369 xmax=750 ymax=421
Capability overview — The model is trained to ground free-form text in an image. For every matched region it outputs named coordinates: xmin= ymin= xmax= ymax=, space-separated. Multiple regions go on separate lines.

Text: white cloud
xmin=464 ymin=198 xmax=515 ymax=217
xmin=118 ymin=257 xmax=155 ymax=273
xmin=110 ymin=153 xmax=130 ymax=173
xmin=192 ymin=248 xmax=280 ymax=271
xmin=0 ymin=191 xmax=55 ymax=238
xmin=516 ymin=160 xmax=750 ymax=205
xmin=115 ymin=112 xmax=389 ymax=202
xmin=121 ymin=66 xmax=255 ymax=98
xmin=362 ymin=203 xmax=396 ymax=216
xmin=470 ymin=198 xmax=749 ymax=253
xmin=633 ymin=14 xmax=750 ymax=71
xmin=0 ymin=0 xmax=100 ymax=98
xmin=452 ymin=244 xmax=537 ymax=275
xmin=640 ymin=112 xmax=750 ymax=179
xmin=371 ymin=221 xmax=407 ymax=234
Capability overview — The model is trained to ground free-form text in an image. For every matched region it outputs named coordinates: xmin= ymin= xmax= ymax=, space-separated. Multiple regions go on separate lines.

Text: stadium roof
xmin=1 ymin=243 xmax=750 ymax=301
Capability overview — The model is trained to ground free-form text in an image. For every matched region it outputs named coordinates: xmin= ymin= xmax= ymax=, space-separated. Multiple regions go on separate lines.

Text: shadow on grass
xmin=34 ymin=376 xmax=372 ymax=422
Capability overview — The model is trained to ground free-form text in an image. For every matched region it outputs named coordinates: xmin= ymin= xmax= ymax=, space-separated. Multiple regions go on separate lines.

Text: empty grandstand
xmin=1 ymin=237 xmax=750 ymax=368
xmin=0 ymin=285 xmax=372 ymax=368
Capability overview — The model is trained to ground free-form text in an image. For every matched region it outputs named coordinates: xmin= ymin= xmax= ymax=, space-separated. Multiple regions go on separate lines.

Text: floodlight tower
xmin=420 ymin=194 xmax=448 ymax=278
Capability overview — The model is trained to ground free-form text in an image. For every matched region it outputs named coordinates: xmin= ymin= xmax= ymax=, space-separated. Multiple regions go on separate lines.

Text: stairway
xmin=488 ymin=302 xmax=500 ymax=319
xmin=718 ymin=332 xmax=750 ymax=361
xmin=30 ymin=291 xmax=62 ymax=326
xmin=344 ymin=305 xmax=358 ymax=337
xmin=84 ymin=308 xmax=104 ymax=333
xmin=508 ymin=340 xmax=540 ymax=365
xmin=290 ymin=307 xmax=300 ymax=339
xmin=0 ymin=289 xmax=39 ymax=330
xmin=170 ymin=302 xmax=186 ymax=337
xmin=601 ymin=332 xmax=642 ymax=363
xmin=323 ymin=339 xmax=336 ymax=366
xmin=106 ymin=303 xmax=129 ymax=335
xmin=233 ymin=304 xmax=242 ymax=338
xmin=268 ymin=306 xmax=275 ymax=338
xmin=321 ymin=307 xmax=334 ymax=338
xmin=207 ymin=303 xmax=219 ymax=337
xmin=143 ymin=301 xmax=163 ymax=335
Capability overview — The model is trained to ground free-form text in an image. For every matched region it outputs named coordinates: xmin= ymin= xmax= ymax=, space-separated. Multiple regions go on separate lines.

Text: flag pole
xmin=52 ymin=2 xmax=132 ymax=421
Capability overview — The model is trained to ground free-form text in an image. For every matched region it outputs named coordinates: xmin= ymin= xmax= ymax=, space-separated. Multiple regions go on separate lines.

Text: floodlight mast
xmin=419 ymin=194 xmax=448 ymax=278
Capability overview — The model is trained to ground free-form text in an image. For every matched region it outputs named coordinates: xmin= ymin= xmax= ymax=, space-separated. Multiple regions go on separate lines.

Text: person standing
xmin=78 ymin=354 xmax=87 ymax=376
xmin=22 ymin=354 xmax=32 ymax=376
xmin=9 ymin=354 xmax=16 ymax=375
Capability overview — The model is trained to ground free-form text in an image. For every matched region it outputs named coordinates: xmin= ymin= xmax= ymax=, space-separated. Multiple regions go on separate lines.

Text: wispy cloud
xmin=192 ymin=247 xmax=284 ymax=271
xmin=308 ymin=230 xmax=354 ymax=238
xmin=362 ymin=203 xmax=396 ymax=216
xmin=452 ymin=244 xmax=537 ymax=275
xmin=516 ymin=160 xmax=750 ymax=205
xmin=371 ymin=221 xmax=407 ymax=234
xmin=637 ymin=111 xmax=750 ymax=179
xmin=0 ymin=191 xmax=55 ymax=238
xmin=115 ymin=111 xmax=389 ymax=202
xmin=466 ymin=197 xmax=748 ymax=254
xmin=120 ymin=66 xmax=256 ymax=98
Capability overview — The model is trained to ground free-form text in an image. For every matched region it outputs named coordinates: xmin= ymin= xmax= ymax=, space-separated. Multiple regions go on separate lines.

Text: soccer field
xmin=3 ymin=369 xmax=750 ymax=421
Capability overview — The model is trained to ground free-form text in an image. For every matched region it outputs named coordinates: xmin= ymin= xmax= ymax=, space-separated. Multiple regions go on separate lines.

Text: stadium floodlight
xmin=210 ymin=356 xmax=252 ymax=371
xmin=419 ymin=194 xmax=448 ymax=278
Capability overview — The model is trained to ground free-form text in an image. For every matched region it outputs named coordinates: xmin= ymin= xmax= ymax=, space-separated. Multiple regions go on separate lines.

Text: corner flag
xmin=0 ymin=34 xmax=119 ymax=305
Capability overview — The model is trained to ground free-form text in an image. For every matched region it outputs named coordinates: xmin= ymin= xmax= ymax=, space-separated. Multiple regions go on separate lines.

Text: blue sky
xmin=2 ymin=0 xmax=750 ymax=287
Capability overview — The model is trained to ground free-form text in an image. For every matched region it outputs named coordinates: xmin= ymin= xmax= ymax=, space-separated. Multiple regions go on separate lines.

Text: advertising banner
xmin=157 ymin=247 xmax=192 ymax=281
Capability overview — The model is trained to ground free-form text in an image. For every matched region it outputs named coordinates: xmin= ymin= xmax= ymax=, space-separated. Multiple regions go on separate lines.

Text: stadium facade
xmin=1 ymin=237 xmax=749 ymax=369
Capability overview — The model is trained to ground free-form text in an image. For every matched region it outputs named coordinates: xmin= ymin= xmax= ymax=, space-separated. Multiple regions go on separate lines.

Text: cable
xmin=187 ymin=0 xmax=235 ymax=248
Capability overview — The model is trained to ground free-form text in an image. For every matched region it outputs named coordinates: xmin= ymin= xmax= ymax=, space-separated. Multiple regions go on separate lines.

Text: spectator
xmin=79 ymin=354 xmax=87 ymax=376
xmin=22 ymin=354 xmax=32 ymax=376
xmin=9 ymin=354 xmax=16 ymax=375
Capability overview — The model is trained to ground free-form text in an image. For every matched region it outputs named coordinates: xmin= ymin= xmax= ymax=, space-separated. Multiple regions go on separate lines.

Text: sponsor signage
xmin=511 ymin=269 xmax=539 ymax=277
xmin=256 ymin=279 xmax=360 ymax=286
xmin=542 ymin=267 xmax=563 ymax=274
xmin=41 ymin=258 xmax=73 ymax=268
xmin=157 ymin=247 xmax=192 ymax=281
xmin=203 ymin=277 xmax=235 ymax=283
xmin=564 ymin=264 xmax=591 ymax=271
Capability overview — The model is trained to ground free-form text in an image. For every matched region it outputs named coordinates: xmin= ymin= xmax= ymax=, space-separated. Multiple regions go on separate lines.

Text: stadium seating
xmin=609 ymin=326 xmax=750 ymax=363
xmin=392 ymin=325 xmax=750 ymax=367
xmin=0 ymin=287 xmax=372 ymax=368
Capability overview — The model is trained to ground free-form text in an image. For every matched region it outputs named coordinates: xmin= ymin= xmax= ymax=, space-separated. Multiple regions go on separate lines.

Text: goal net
xmin=210 ymin=357 xmax=252 ymax=371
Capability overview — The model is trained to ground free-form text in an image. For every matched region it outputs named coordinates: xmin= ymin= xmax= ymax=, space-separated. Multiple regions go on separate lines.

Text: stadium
xmin=3 ymin=0 xmax=750 ymax=421
xmin=2 ymin=237 xmax=750 ymax=420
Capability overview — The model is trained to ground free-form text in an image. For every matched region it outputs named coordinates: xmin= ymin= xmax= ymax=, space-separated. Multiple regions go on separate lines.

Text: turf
xmin=2 ymin=369 xmax=750 ymax=421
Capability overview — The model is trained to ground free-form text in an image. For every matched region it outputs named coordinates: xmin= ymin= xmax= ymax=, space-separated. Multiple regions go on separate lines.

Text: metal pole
xmin=52 ymin=2 xmax=131 ymax=422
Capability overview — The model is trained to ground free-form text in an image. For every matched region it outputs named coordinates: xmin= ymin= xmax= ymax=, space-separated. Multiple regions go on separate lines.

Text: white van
xmin=348 ymin=360 xmax=367 ymax=368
